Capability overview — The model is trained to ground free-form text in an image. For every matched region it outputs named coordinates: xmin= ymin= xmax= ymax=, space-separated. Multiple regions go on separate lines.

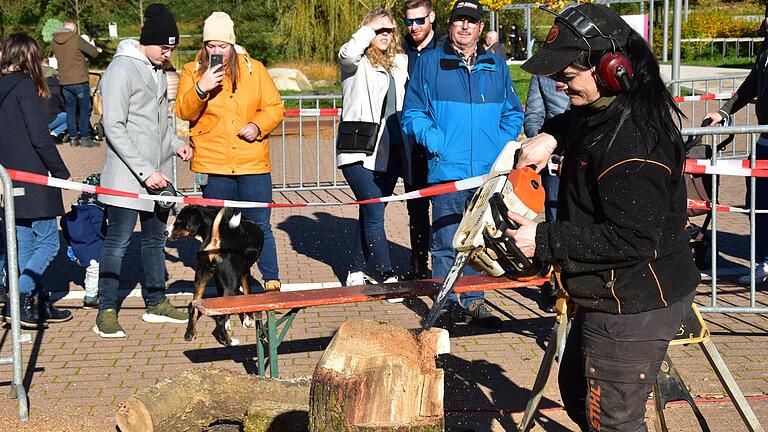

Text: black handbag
xmin=337 ymin=87 xmax=388 ymax=156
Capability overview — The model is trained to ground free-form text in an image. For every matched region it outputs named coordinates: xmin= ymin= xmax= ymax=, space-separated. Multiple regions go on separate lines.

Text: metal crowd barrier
xmin=681 ymin=125 xmax=768 ymax=314
xmin=681 ymin=37 xmax=764 ymax=59
xmin=181 ymin=94 xmax=346 ymax=195
xmin=0 ymin=164 xmax=30 ymax=421
xmin=668 ymin=74 xmax=754 ymax=160
xmin=275 ymin=95 xmax=343 ymax=192
xmin=667 ymin=73 xmax=750 ymax=126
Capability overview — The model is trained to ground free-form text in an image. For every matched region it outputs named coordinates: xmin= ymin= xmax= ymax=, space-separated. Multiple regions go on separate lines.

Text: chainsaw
xmin=422 ymin=141 xmax=547 ymax=331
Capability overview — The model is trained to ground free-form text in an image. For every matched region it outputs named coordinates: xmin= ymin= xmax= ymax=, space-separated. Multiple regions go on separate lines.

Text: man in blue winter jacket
xmin=402 ymin=0 xmax=524 ymax=328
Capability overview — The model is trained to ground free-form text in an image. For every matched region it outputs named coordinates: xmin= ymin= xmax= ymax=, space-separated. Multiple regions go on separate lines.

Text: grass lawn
xmin=659 ymin=55 xmax=754 ymax=68
xmin=510 ymin=64 xmax=532 ymax=105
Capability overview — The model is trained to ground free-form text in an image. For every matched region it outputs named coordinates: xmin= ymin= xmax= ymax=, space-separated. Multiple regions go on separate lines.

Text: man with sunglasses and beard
xmin=399 ymin=0 xmax=446 ymax=281
xmin=402 ymin=0 xmax=524 ymax=328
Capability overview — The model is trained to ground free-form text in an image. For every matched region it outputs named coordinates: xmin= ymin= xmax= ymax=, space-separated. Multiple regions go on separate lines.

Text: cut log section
xmin=309 ymin=320 xmax=448 ymax=431
xmin=115 ymin=367 xmax=310 ymax=432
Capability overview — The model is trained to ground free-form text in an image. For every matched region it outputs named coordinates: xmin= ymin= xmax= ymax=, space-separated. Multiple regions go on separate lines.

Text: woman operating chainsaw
xmin=507 ymin=4 xmax=700 ymax=431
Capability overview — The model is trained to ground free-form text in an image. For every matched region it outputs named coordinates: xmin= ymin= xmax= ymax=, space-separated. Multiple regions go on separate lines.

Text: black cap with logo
xmin=522 ymin=4 xmax=633 ymax=76
xmin=450 ymin=0 xmax=483 ymax=22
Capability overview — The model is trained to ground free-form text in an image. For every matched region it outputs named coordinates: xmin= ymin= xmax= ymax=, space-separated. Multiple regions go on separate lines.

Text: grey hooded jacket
xmin=99 ymin=39 xmax=184 ymax=212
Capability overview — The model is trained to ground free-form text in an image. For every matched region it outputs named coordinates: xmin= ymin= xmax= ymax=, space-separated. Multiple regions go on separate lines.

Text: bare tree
xmin=123 ymin=0 xmax=144 ymax=26
xmin=61 ymin=0 xmax=91 ymax=32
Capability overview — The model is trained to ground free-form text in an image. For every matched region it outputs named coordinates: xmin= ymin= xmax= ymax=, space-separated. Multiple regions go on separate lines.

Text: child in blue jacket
xmin=60 ymin=173 xmax=106 ymax=308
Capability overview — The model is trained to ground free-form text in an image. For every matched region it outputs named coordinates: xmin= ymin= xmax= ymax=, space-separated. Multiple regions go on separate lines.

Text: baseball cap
xmin=450 ymin=0 xmax=483 ymax=22
xmin=522 ymin=4 xmax=633 ymax=76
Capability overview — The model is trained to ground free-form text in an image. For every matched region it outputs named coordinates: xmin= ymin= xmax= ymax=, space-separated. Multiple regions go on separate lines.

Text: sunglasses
xmin=375 ymin=27 xmax=394 ymax=35
xmin=403 ymin=15 xmax=429 ymax=27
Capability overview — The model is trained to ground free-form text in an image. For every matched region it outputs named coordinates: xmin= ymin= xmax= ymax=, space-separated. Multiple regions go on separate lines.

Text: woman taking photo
xmin=0 ymin=33 xmax=72 ymax=327
xmin=337 ymin=8 xmax=408 ymax=288
xmin=176 ymin=12 xmax=285 ymax=293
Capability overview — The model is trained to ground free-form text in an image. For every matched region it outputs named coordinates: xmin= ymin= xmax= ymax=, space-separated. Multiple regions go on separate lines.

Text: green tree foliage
xmin=4 ymin=0 xmax=467 ymax=64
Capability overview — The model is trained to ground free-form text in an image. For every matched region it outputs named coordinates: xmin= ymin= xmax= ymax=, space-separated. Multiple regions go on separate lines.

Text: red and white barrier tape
xmin=7 ymin=159 xmax=768 ymax=211
xmin=685 ymin=159 xmax=768 ymax=177
xmin=688 ymin=199 xmax=768 ymax=214
xmin=672 ymin=92 xmax=733 ymax=103
xmin=284 ymin=108 xmax=341 ymax=118
xmin=6 ymin=169 xmax=487 ymax=209
xmin=282 ymin=92 xmax=731 ymax=117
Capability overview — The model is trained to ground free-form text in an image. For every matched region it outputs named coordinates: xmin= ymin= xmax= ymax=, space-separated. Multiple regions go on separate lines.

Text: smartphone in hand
xmin=209 ymin=53 xmax=223 ymax=71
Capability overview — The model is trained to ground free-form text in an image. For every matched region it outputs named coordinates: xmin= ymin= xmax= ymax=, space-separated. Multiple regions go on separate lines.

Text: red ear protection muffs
xmin=552 ymin=6 xmax=636 ymax=93
xmin=596 ymin=51 xmax=634 ymax=93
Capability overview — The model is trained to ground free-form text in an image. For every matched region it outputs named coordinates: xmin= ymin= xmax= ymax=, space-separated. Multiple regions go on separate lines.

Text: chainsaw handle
xmin=488 ymin=192 xmax=533 ymax=270
xmin=489 ymin=192 xmax=520 ymax=230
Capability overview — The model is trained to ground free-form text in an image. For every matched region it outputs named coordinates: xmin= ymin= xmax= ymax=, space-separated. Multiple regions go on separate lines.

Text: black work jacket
xmin=535 ymin=101 xmax=700 ymax=314
xmin=0 ymin=73 xmax=69 ymax=220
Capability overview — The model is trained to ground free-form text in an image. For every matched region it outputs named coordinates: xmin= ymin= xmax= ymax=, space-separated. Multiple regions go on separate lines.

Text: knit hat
xmin=203 ymin=12 xmax=236 ymax=45
xmin=139 ymin=3 xmax=179 ymax=46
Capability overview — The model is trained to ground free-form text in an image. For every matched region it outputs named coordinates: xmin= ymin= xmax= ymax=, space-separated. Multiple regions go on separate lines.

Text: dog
xmin=167 ymin=205 xmax=264 ymax=346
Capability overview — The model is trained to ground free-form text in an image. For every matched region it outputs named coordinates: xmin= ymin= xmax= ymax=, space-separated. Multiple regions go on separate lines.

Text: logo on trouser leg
xmin=589 ymin=379 xmax=602 ymax=431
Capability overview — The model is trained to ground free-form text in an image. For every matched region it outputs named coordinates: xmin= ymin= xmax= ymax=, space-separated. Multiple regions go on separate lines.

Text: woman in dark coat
xmin=0 ymin=33 xmax=72 ymax=328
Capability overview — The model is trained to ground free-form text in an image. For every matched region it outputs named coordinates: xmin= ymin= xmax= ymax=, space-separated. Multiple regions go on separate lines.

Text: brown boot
xmin=264 ymin=280 xmax=281 ymax=293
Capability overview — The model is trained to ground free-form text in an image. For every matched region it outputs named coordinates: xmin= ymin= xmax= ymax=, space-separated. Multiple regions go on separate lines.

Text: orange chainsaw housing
xmin=507 ymin=166 xmax=546 ymax=216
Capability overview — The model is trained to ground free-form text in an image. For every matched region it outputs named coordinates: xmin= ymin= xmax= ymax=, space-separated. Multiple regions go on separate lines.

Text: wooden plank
xmin=194 ymin=275 xmax=549 ymax=316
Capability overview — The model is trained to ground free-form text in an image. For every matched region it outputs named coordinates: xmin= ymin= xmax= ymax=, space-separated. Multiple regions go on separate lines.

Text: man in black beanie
xmin=93 ymin=3 xmax=192 ymax=338
xmin=140 ymin=3 xmax=179 ymax=47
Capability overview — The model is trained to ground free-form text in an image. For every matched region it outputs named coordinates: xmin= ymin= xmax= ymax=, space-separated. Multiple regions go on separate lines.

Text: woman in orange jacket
xmin=175 ymin=12 xmax=285 ymax=292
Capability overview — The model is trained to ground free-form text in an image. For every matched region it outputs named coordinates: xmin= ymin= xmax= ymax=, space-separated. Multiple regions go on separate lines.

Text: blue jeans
xmin=15 ymin=218 xmax=59 ymax=295
xmin=431 ymin=188 xmax=483 ymax=309
xmin=202 ymin=174 xmax=279 ymax=281
xmin=62 ymin=82 xmax=92 ymax=139
xmin=98 ymin=206 xmax=169 ymax=311
xmin=341 ymin=162 xmax=398 ymax=278
xmin=541 ymin=171 xmax=560 ymax=224
xmin=48 ymin=112 xmax=68 ymax=136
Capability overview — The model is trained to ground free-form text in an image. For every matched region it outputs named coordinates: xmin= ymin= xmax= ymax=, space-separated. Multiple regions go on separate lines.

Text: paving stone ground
xmin=0 ymin=117 xmax=766 ymax=431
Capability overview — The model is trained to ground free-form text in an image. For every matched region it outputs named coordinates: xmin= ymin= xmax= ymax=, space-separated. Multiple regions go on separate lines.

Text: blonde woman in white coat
xmin=338 ymin=8 xmax=408 ymax=288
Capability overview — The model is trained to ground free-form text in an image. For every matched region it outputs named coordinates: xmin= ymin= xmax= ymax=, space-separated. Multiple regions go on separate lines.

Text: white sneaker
xmin=738 ymin=262 xmax=768 ymax=285
xmin=384 ymin=276 xmax=403 ymax=303
xmin=346 ymin=271 xmax=367 ymax=286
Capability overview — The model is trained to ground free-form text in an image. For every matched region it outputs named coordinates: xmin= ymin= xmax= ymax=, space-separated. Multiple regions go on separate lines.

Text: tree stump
xmin=309 ymin=319 xmax=449 ymax=431
xmin=116 ymin=367 xmax=310 ymax=432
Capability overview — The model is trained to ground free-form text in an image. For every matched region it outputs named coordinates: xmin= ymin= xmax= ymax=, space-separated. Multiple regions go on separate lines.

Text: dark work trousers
xmin=404 ymin=179 xmax=430 ymax=275
xmin=558 ymin=291 xmax=695 ymax=431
